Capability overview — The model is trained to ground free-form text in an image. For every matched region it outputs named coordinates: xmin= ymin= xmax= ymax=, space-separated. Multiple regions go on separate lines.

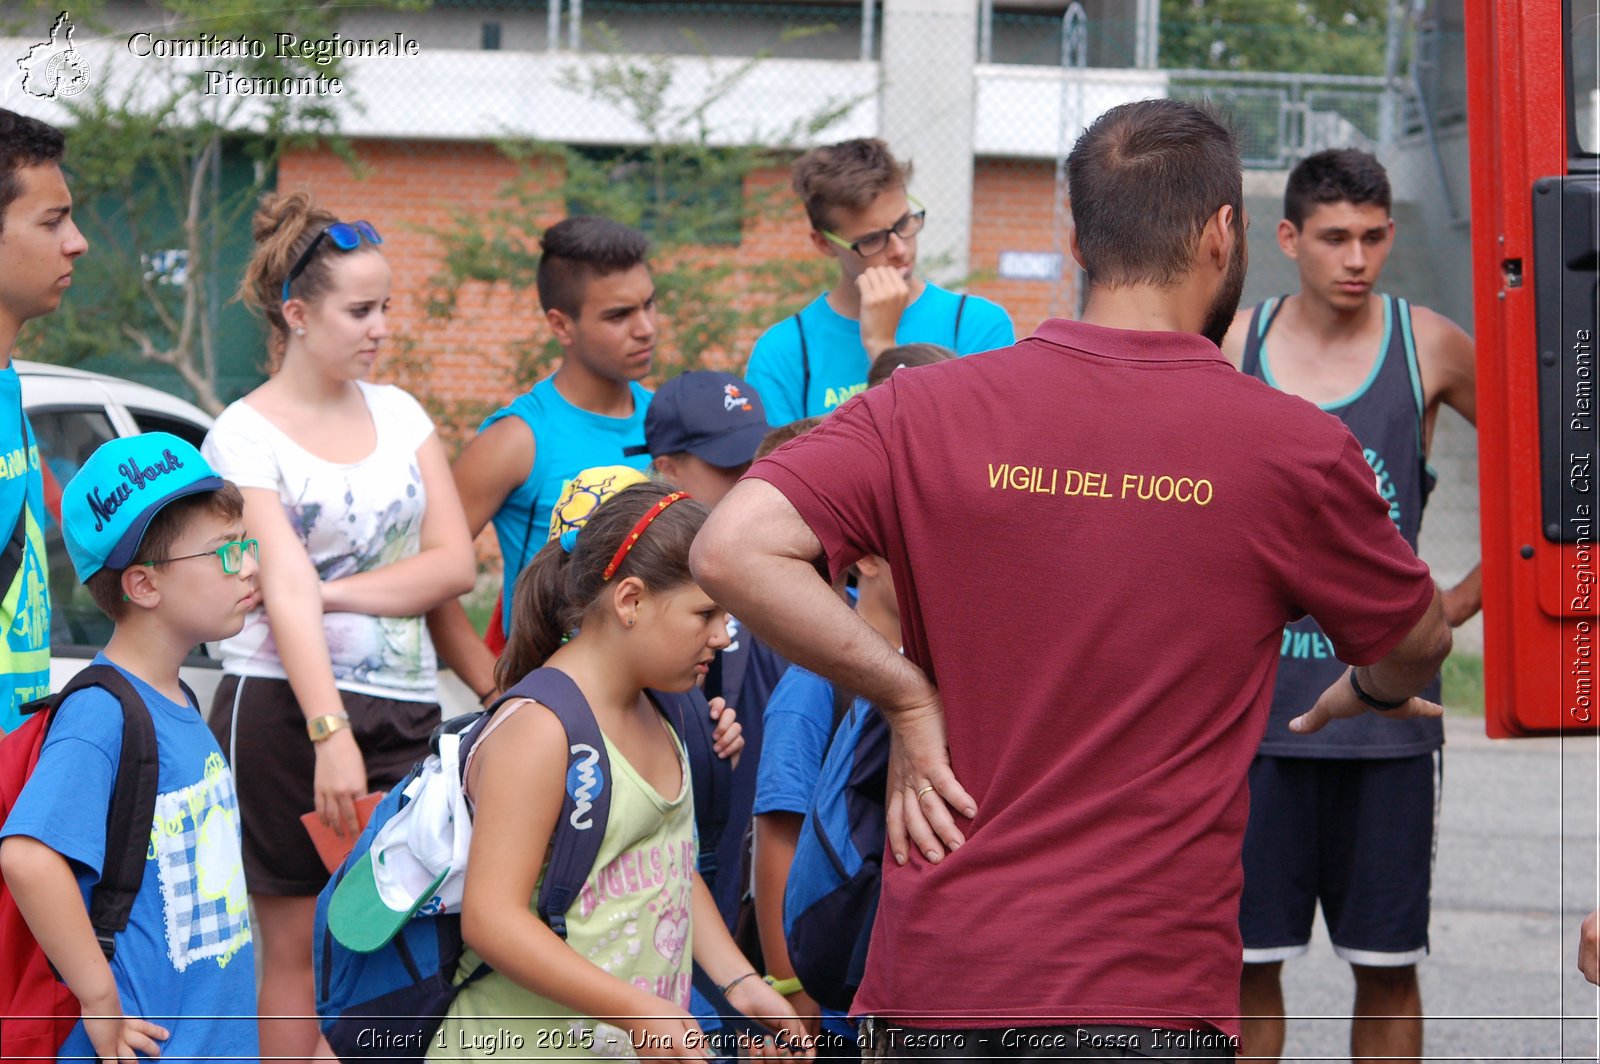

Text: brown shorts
xmin=209 ymin=673 xmax=440 ymax=896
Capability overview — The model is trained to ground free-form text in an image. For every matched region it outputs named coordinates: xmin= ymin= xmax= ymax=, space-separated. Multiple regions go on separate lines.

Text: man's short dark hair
xmin=536 ymin=216 xmax=650 ymax=318
xmin=1283 ymin=148 xmax=1392 ymax=229
xmin=1066 ymin=99 xmax=1242 ymax=287
xmin=791 ymin=138 xmax=913 ymax=231
xmin=0 ymin=109 xmax=67 ymax=237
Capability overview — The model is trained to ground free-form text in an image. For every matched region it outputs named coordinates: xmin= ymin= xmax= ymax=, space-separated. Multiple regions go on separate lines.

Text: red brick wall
xmin=970 ymin=158 xmax=1077 ymax=336
xmin=278 ymin=143 xmax=1073 ymax=434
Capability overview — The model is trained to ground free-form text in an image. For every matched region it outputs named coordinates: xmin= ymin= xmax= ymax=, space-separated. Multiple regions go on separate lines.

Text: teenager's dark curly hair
xmin=0 ymin=109 xmax=67 ymax=237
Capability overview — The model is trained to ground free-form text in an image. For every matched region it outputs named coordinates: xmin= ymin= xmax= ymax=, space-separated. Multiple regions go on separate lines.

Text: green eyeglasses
xmin=142 ymin=538 xmax=260 ymax=575
xmin=822 ymin=196 xmax=926 ymax=257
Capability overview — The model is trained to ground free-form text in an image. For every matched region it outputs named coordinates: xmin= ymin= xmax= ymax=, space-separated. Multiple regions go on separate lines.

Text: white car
xmin=22 ymin=360 xmax=475 ymax=717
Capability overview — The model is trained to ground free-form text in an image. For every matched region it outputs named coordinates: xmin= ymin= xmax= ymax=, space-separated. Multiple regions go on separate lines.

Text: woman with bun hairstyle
xmin=203 ymin=190 xmax=475 ymax=1062
xmin=435 ymin=481 xmax=808 ymax=1061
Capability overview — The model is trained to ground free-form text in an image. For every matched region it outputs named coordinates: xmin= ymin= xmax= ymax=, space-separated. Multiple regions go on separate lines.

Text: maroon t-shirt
xmin=749 ymin=318 xmax=1435 ymax=1036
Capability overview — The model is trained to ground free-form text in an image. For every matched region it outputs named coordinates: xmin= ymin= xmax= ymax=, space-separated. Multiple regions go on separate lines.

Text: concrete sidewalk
xmin=1275 ymin=714 xmax=1599 ymax=1062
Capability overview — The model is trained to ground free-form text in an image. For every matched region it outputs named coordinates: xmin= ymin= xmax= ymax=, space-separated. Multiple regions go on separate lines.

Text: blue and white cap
xmin=62 ymin=432 xmax=225 ymax=582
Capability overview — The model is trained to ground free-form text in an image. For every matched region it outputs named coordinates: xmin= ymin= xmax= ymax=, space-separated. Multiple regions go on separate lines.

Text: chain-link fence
xmin=2 ymin=0 xmax=1482 ymax=649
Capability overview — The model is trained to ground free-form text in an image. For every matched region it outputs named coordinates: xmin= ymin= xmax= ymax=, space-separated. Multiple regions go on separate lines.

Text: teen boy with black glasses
xmin=744 ymin=138 xmax=1014 ymax=424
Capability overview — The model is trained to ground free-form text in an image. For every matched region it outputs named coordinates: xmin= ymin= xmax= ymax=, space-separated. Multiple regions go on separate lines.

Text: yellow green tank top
xmin=431 ymin=721 xmax=696 ymax=1060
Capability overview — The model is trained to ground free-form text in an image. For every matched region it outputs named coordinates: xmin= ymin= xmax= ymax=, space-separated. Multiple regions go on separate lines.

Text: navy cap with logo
xmin=625 ymin=371 xmax=771 ymax=468
xmin=62 ymin=432 xmax=226 ymax=583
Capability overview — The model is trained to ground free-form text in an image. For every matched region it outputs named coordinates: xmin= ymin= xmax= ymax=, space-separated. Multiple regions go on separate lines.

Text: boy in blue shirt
xmin=627 ymin=369 xmax=788 ymax=925
xmin=744 ymin=138 xmax=1014 ymax=422
xmin=0 ymin=433 xmax=259 ymax=1062
xmin=428 ymin=216 xmax=657 ymax=702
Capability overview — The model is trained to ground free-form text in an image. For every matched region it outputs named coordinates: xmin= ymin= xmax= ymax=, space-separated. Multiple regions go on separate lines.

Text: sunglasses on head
xmin=280 ymin=220 xmax=383 ymax=304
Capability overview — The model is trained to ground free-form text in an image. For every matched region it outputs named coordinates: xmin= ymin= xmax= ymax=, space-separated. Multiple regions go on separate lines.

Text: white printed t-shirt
xmin=203 ymin=381 xmax=439 ymax=701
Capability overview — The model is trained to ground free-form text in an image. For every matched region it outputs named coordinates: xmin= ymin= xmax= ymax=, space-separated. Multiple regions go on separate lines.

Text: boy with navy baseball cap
xmin=628 ymin=372 xmax=788 ymax=953
xmin=626 ymin=370 xmax=771 ymax=507
xmin=0 ymin=432 xmax=260 ymax=1062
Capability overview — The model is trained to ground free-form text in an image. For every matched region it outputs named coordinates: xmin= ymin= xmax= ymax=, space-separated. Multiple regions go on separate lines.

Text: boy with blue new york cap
xmin=0 ymin=432 xmax=260 ymax=1062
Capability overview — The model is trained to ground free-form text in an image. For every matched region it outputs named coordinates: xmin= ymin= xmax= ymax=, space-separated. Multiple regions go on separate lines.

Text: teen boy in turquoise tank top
xmin=427 ymin=218 xmax=656 ymax=705
xmin=1220 ymin=149 xmax=1479 ymax=1064
xmin=745 ymin=139 xmax=1013 ymax=423
xmin=0 ymin=110 xmax=89 ymax=732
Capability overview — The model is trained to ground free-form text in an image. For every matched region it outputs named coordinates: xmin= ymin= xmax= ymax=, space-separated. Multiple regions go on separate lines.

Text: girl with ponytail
xmin=435 ymin=480 xmax=809 ymax=1061
xmin=202 ymin=190 xmax=475 ymax=1062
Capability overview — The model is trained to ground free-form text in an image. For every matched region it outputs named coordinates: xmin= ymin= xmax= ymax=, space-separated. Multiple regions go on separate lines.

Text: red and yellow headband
xmin=602 ymin=491 xmax=690 ymax=581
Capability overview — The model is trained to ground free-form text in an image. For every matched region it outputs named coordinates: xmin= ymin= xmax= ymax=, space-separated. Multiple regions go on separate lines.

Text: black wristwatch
xmin=1349 ymin=669 xmax=1407 ymax=711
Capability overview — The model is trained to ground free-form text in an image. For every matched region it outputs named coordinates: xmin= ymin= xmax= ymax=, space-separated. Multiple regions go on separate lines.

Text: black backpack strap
xmin=45 ymin=665 xmax=159 ymax=960
xmin=650 ymin=686 xmax=728 ymax=868
xmin=953 ymin=293 xmax=968 ymax=349
xmin=482 ymin=668 xmax=612 ymax=939
xmin=0 ymin=401 xmax=30 ymax=596
xmin=830 ymin=680 xmax=855 ymax=735
xmin=794 ymin=314 xmax=809 ymax=416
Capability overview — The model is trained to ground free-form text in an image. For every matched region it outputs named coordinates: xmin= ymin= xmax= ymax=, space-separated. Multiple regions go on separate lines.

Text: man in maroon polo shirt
xmin=690 ymin=99 xmax=1451 ymax=1062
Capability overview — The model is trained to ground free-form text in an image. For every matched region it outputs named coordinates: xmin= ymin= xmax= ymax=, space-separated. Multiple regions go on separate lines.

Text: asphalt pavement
xmin=1273 ymin=713 xmax=1599 ymax=1062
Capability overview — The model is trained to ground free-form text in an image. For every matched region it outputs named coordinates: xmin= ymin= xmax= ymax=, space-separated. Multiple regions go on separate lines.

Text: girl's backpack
xmin=0 ymin=666 xmax=181 ymax=1059
xmin=313 ymin=667 xmax=693 ymax=1062
xmin=781 ymin=696 xmax=889 ymax=1013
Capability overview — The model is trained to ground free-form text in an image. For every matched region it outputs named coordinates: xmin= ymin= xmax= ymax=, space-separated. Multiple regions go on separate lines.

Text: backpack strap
xmin=830 ymin=680 xmax=855 ymax=735
xmin=794 ymin=314 xmax=809 ymax=416
xmin=0 ymin=399 xmax=30 ymax=597
xmin=43 ymin=665 xmax=160 ymax=961
xmin=478 ymin=668 xmax=612 ymax=940
xmin=953 ymin=293 xmax=968 ymax=349
xmin=650 ymin=687 xmax=728 ymax=872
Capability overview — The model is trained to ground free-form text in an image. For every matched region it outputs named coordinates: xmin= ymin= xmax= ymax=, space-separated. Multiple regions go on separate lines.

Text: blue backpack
xmin=313 ymin=668 xmax=689 ymax=1062
xmin=782 ymin=694 xmax=889 ymax=1013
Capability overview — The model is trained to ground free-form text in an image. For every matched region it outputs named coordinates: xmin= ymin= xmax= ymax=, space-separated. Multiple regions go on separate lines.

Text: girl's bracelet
xmin=718 ymin=971 xmax=762 ymax=996
xmin=764 ymin=975 xmax=804 ymax=997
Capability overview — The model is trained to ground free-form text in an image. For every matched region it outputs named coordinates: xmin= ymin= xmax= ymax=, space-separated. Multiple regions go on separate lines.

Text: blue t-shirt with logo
xmin=744 ymin=283 xmax=1014 ymax=424
xmin=481 ymin=376 xmax=652 ymax=632
xmin=0 ymin=656 xmax=258 ymax=1061
xmin=0 ymin=365 xmax=50 ymax=732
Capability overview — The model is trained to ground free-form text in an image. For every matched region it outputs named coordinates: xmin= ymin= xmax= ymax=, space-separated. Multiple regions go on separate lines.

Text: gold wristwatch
xmin=306 ymin=713 xmax=351 ymax=742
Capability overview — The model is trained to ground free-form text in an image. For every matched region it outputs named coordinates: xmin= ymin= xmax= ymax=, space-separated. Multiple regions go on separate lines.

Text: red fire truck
xmin=1466 ymin=0 xmax=1599 ymax=736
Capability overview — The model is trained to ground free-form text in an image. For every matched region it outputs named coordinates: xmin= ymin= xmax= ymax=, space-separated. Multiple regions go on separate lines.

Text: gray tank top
xmin=1243 ymin=293 xmax=1443 ymax=758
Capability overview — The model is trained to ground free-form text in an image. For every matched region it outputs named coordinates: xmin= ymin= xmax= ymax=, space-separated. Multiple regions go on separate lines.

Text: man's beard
xmin=1200 ymin=227 xmax=1247 ymax=347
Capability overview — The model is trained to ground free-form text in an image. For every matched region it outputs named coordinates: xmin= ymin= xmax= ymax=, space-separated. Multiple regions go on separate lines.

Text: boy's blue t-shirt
xmin=0 ymin=656 xmax=257 ymax=1062
xmin=753 ymin=664 xmax=869 ymax=817
xmin=0 ymin=364 xmax=51 ymax=732
xmin=744 ymin=283 xmax=1014 ymax=424
xmin=481 ymin=376 xmax=652 ymax=632
xmin=752 ymin=663 xmax=863 ymax=1040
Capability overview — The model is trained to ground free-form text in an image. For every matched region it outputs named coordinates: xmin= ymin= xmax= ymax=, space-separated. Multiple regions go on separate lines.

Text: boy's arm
xmin=960 ymin=298 xmax=1015 ymax=354
xmin=427 ymin=417 xmax=537 ymax=700
xmin=746 ymin=331 xmax=804 ymax=426
xmin=751 ymin=812 xmax=822 ymax=1035
xmin=1415 ymin=305 xmax=1482 ymax=624
xmin=0 ymin=836 xmax=168 ymax=1061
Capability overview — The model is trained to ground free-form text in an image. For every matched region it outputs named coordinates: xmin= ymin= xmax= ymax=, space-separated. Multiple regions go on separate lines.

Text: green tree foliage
xmin=424 ymin=25 xmax=854 ymax=394
xmin=1160 ymin=0 xmax=1392 ymax=75
xmin=10 ymin=0 xmax=415 ymax=411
